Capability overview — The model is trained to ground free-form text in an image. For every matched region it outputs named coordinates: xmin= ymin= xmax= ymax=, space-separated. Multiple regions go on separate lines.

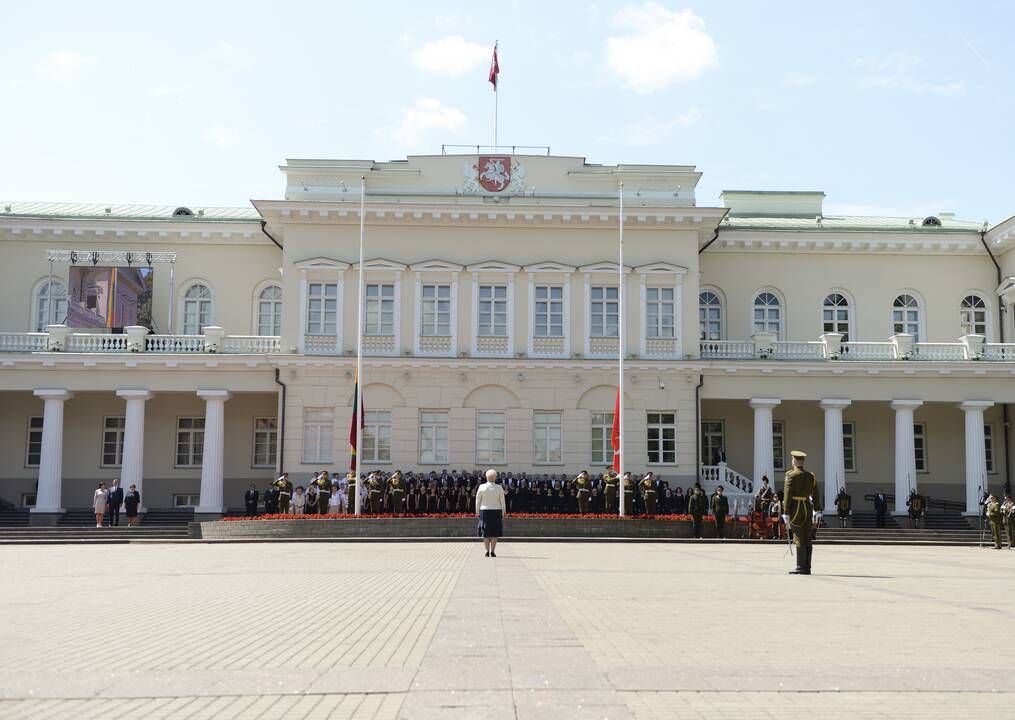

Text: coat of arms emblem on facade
xmin=462 ymin=156 xmax=526 ymax=194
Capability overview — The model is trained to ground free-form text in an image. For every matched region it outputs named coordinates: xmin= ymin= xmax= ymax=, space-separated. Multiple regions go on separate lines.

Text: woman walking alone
xmin=93 ymin=482 xmax=108 ymax=528
xmin=476 ymin=469 xmax=506 ymax=557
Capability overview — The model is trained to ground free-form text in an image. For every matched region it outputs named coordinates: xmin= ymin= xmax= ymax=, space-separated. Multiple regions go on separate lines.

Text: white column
xmin=960 ymin=400 xmax=994 ymax=515
xmin=820 ymin=399 xmax=851 ymax=513
xmin=195 ymin=389 xmax=231 ymax=515
xmin=31 ymin=389 xmax=73 ymax=515
xmin=117 ymin=389 xmax=153 ymax=512
xmin=749 ymin=398 xmax=781 ymax=485
xmin=890 ymin=399 xmax=923 ymax=514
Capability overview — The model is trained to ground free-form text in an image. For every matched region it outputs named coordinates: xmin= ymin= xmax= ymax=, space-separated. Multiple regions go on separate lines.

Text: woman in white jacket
xmin=291 ymin=486 xmax=306 ymax=515
xmin=475 ymin=469 xmax=506 ymax=557
xmin=93 ymin=482 xmax=108 ymax=527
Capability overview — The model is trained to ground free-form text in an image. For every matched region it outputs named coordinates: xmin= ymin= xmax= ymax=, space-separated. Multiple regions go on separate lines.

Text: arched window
xmin=34 ymin=279 xmax=68 ymax=331
xmin=256 ymin=285 xmax=282 ymax=336
xmin=699 ymin=290 xmax=722 ymax=341
xmin=753 ymin=291 xmax=782 ymax=338
xmin=182 ymin=284 xmax=212 ymax=335
xmin=822 ymin=293 xmax=851 ymax=342
xmin=892 ymin=294 xmax=921 ymax=342
xmin=960 ymin=295 xmax=987 ymax=337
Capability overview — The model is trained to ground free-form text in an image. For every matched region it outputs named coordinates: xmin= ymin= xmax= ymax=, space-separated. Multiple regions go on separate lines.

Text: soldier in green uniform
xmin=388 ymin=470 xmax=406 ymax=514
xmin=639 ymin=472 xmax=657 ymax=516
xmin=274 ymin=473 xmax=293 ymax=514
xmin=315 ymin=471 xmax=331 ymax=515
xmin=603 ymin=469 xmax=619 ymax=514
xmin=622 ymin=472 xmax=636 ymax=515
xmin=573 ymin=471 xmax=592 ymax=515
xmin=687 ymin=486 xmax=707 ymax=538
xmin=346 ymin=472 xmax=357 ymax=512
xmin=1002 ymin=493 xmax=1015 ymax=549
xmin=710 ymin=485 xmax=730 ymax=538
xmin=985 ymin=493 xmax=1003 ymax=549
xmin=784 ymin=450 xmax=819 ymax=575
xmin=367 ymin=472 xmax=383 ymax=514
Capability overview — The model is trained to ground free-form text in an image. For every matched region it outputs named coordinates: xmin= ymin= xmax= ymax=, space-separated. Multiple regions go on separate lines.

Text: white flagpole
xmin=354 ymin=176 xmax=366 ymax=516
xmin=618 ymin=181 xmax=625 ymax=517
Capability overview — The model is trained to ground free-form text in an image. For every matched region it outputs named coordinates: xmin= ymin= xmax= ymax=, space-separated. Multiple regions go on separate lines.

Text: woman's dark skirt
xmin=477 ymin=509 xmax=503 ymax=538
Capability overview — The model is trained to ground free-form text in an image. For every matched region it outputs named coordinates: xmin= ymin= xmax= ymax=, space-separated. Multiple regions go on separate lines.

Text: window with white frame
xmin=960 ymin=295 xmax=988 ymax=337
xmin=647 ymin=412 xmax=676 ymax=464
xmin=182 ymin=284 xmax=212 ymax=335
xmin=173 ymin=494 xmax=200 ymax=508
xmin=419 ymin=411 xmax=449 ymax=464
xmin=913 ymin=422 xmax=927 ymax=473
xmin=701 ymin=420 xmax=724 ymax=465
xmin=646 ymin=287 xmax=675 ymax=338
xmin=306 ymin=282 xmax=338 ymax=336
xmin=477 ymin=285 xmax=508 ymax=336
xmin=476 ymin=411 xmax=506 ymax=464
xmin=34 ymin=280 xmax=68 ymax=332
xmin=699 ymin=291 xmax=722 ymax=341
xmin=365 ymin=284 xmax=395 ymax=335
xmin=534 ymin=412 xmax=563 ymax=464
xmin=302 ymin=409 xmax=333 ymax=464
xmin=823 ymin=293 xmax=851 ymax=342
xmin=591 ymin=412 xmax=614 ymax=465
xmin=421 ymin=284 xmax=451 ymax=336
xmin=362 ymin=410 xmax=391 ymax=463
xmin=175 ymin=417 xmax=205 ymax=467
xmin=534 ymin=286 xmax=564 ymax=337
xmin=590 ymin=286 xmax=619 ymax=338
xmin=252 ymin=417 xmax=278 ymax=468
xmin=753 ymin=291 xmax=782 ymax=337
xmin=25 ymin=416 xmax=43 ymax=467
xmin=101 ymin=416 xmax=125 ymax=467
xmin=984 ymin=424 xmax=995 ymax=474
xmin=843 ymin=422 xmax=856 ymax=472
xmin=772 ymin=421 xmax=786 ymax=472
xmin=892 ymin=294 xmax=921 ymax=342
xmin=256 ymin=285 xmax=282 ymax=336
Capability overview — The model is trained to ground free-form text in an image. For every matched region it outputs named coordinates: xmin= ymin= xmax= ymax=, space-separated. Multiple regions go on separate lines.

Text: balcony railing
xmin=3 ymin=325 xmax=282 ymax=355
xmin=0 ymin=332 xmax=47 ymax=352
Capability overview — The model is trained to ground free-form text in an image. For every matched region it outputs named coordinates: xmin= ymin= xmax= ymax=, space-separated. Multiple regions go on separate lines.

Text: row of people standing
xmin=90 ymin=479 xmax=141 ymax=527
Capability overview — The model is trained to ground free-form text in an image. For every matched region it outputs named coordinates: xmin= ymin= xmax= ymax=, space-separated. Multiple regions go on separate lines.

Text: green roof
xmin=722 ymin=214 xmax=983 ymax=233
xmin=0 ymin=201 xmax=259 ymax=222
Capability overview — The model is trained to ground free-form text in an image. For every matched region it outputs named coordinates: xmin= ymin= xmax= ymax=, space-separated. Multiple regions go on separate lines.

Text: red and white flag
xmin=488 ymin=43 xmax=500 ymax=90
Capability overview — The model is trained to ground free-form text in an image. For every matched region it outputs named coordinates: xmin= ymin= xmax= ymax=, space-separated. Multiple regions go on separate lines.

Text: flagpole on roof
xmin=618 ymin=181 xmax=625 ymax=517
xmin=353 ymin=176 xmax=366 ymax=516
xmin=490 ymin=41 xmax=499 ymax=149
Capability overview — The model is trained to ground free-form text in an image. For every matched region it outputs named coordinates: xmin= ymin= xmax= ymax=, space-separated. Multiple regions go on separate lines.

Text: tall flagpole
xmin=493 ymin=40 xmax=499 ymax=149
xmin=618 ymin=181 xmax=625 ymax=517
xmin=354 ymin=176 xmax=366 ymax=515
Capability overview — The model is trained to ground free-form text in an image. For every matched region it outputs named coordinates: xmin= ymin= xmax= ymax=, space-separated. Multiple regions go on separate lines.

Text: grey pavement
xmin=0 ymin=541 xmax=1012 ymax=718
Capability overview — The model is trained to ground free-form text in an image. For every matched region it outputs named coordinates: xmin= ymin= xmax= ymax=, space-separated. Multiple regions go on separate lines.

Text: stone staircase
xmin=0 ymin=508 xmax=29 ymax=526
xmin=0 ymin=526 xmax=190 ymax=543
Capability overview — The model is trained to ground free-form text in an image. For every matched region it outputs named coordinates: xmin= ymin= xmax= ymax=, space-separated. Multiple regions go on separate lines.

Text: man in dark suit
xmin=873 ymin=490 xmax=889 ymax=528
xmin=244 ymin=484 xmax=260 ymax=516
xmin=106 ymin=479 xmax=124 ymax=527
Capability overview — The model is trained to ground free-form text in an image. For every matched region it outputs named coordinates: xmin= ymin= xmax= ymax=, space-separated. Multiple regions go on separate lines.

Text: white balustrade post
xmin=117 ymin=390 xmax=153 ymax=513
xmin=749 ymin=398 xmax=781 ymax=487
xmin=959 ymin=401 xmax=994 ymax=515
xmin=195 ymin=389 xmax=231 ymax=519
xmin=890 ymin=399 xmax=923 ymax=514
xmin=820 ymin=399 xmax=851 ymax=513
xmin=30 ymin=389 xmax=73 ymax=524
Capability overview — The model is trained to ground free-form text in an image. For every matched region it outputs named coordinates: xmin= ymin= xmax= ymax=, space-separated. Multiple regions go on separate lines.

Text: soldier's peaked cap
xmin=789 ymin=450 xmax=807 ymax=459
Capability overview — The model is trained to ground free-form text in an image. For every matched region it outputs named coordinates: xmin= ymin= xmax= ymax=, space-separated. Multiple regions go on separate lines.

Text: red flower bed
xmin=222 ymin=512 xmax=751 ymax=522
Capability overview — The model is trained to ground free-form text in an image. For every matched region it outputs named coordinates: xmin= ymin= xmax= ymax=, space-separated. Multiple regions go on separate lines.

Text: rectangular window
xmin=101 ymin=416 xmax=126 ymax=467
xmin=175 ymin=417 xmax=205 ymax=467
xmin=252 ymin=417 xmax=278 ymax=468
xmin=302 ymin=409 xmax=333 ymax=464
xmin=362 ymin=410 xmax=392 ymax=463
xmin=645 ymin=287 xmax=675 ymax=339
xmin=476 ymin=411 xmax=506 ymax=464
xmin=913 ymin=422 xmax=927 ymax=473
xmin=365 ymin=284 xmax=395 ymax=335
xmin=421 ymin=284 xmax=451 ymax=336
xmin=306 ymin=282 xmax=338 ymax=336
xmin=534 ymin=412 xmax=563 ymax=464
xmin=173 ymin=493 xmax=200 ymax=508
xmin=25 ymin=416 xmax=43 ymax=467
xmin=647 ymin=412 xmax=676 ymax=465
xmin=985 ymin=424 xmax=995 ymax=474
xmin=419 ymin=411 xmax=449 ymax=464
xmin=701 ymin=420 xmax=725 ymax=465
xmin=590 ymin=286 xmax=619 ymax=338
xmin=477 ymin=285 xmax=508 ymax=337
xmin=534 ymin=285 xmax=564 ymax=337
xmin=842 ymin=422 xmax=856 ymax=472
xmin=591 ymin=412 xmax=614 ymax=466
xmin=772 ymin=421 xmax=785 ymax=473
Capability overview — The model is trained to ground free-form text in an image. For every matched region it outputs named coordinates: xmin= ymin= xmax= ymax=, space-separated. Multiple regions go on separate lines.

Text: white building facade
xmin=2 ymin=153 xmax=1014 ymax=522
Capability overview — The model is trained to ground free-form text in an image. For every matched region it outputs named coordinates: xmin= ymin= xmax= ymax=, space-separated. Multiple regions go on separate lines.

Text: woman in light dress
xmin=93 ymin=482 xmax=108 ymax=527
xmin=291 ymin=486 xmax=306 ymax=515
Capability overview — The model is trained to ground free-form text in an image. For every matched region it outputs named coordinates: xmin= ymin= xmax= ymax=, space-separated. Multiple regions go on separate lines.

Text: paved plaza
xmin=0 ymin=541 xmax=1012 ymax=719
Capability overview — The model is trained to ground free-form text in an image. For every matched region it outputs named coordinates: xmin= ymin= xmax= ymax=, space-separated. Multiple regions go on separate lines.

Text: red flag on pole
xmin=488 ymin=42 xmax=499 ymax=90
xmin=610 ymin=386 xmax=621 ymax=472
xmin=349 ymin=366 xmax=364 ymax=471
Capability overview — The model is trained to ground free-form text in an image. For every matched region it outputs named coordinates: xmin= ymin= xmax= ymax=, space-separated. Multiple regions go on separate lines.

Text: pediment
xmin=578 ymin=261 xmax=632 ymax=274
xmin=410 ymin=259 xmax=464 ymax=272
xmin=635 ymin=262 xmax=688 ymax=275
xmin=523 ymin=261 xmax=576 ymax=273
xmin=466 ymin=260 xmax=522 ymax=273
xmin=294 ymin=256 xmax=349 ymax=270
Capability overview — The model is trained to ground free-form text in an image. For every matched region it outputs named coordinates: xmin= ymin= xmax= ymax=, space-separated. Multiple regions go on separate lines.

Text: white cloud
xmin=413 ymin=35 xmax=490 ymax=76
xmin=605 ymin=3 xmax=718 ymax=93
xmin=613 ymin=107 xmax=703 ymax=146
xmin=204 ymin=125 xmax=240 ymax=148
xmin=784 ymin=72 xmax=818 ymax=87
xmin=375 ymin=98 xmax=468 ymax=149
xmin=852 ymin=51 xmax=965 ymax=96
xmin=37 ymin=51 xmax=94 ymax=82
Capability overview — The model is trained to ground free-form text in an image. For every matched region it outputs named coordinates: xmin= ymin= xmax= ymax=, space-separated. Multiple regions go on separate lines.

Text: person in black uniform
xmin=688 ymin=486 xmax=707 ymax=538
xmin=244 ymin=483 xmax=259 ymax=516
xmin=264 ymin=483 xmax=279 ymax=514
xmin=873 ymin=489 xmax=889 ymax=528
xmin=106 ymin=479 xmax=124 ymax=527
xmin=710 ymin=486 xmax=730 ymax=539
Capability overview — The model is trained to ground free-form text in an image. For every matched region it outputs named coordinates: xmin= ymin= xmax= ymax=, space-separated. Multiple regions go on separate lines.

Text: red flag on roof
xmin=488 ymin=43 xmax=500 ymax=90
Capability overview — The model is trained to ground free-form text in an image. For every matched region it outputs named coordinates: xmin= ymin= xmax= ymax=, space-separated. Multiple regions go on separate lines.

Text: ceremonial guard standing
xmin=687 ymin=486 xmax=707 ymax=538
xmin=834 ymin=487 xmax=852 ymax=528
xmin=784 ymin=450 xmax=819 ymax=575
xmin=1001 ymin=493 xmax=1015 ymax=549
xmin=367 ymin=472 xmax=383 ymax=514
xmin=274 ymin=472 xmax=293 ymax=514
xmin=315 ymin=471 xmax=331 ymax=515
xmin=622 ymin=472 xmax=636 ymax=515
xmin=985 ymin=493 xmax=1003 ymax=549
xmin=906 ymin=490 xmax=925 ymax=529
xmin=639 ymin=472 xmax=657 ymax=516
xmin=754 ymin=477 xmax=774 ymax=513
xmin=603 ymin=470 xmax=619 ymax=514
xmin=388 ymin=471 xmax=407 ymax=513
xmin=573 ymin=471 xmax=592 ymax=515
xmin=346 ymin=472 xmax=357 ymax=512
xmin=710 ymin=485 xmax=729 ymax=538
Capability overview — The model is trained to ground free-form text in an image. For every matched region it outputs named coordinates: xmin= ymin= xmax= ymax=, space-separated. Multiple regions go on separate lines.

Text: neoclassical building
xmin=2 ymin=153 xmax=1014 ymax=522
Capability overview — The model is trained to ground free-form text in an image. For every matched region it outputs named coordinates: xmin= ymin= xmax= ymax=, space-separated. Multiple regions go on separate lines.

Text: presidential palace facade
xmin=3 ymin=152 xmax=1015 ymax=522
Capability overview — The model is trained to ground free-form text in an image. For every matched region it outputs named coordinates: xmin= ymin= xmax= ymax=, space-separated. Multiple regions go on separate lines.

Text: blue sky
xmin=2 ymin=1 xmax=1012 ymax=222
